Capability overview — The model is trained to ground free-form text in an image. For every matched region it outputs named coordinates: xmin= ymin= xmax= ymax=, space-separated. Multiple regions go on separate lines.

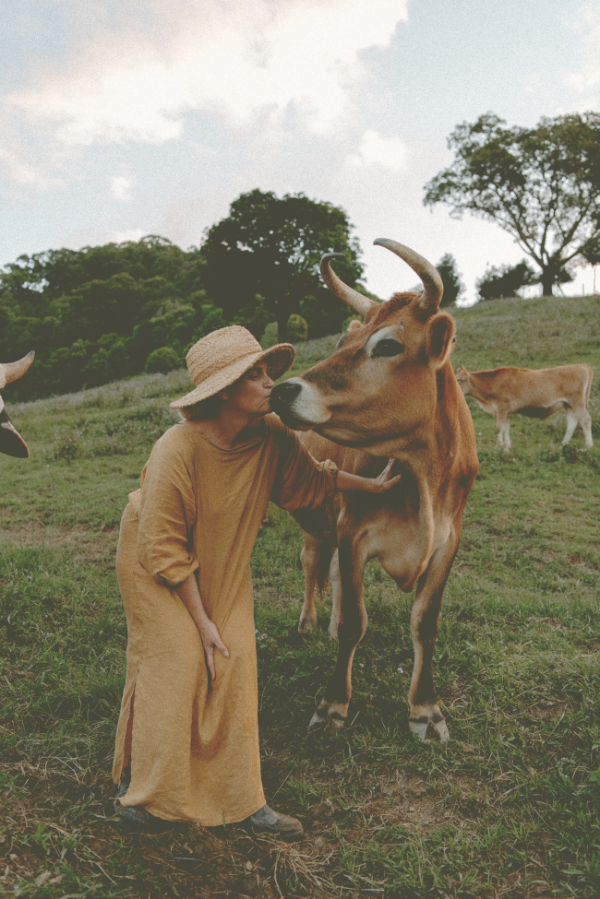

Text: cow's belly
xmin=515 ymin=402 xmax=563 ymax=419
xmin=359 ymin=511 xmax=452 ymax=593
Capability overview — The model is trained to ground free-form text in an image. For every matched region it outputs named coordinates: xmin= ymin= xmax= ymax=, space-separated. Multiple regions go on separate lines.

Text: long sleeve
xmin=270 ymin=424 xmax=338 ymax=513
xmin=136 ymin=427 xmax=199 ymax=587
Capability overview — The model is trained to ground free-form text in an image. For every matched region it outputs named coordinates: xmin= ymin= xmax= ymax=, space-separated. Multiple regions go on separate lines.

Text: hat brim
xmin=170 ymin=342 xmax=295 ymax=409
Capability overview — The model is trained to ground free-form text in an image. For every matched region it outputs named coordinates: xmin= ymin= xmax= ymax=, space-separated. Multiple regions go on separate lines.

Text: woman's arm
xmin=176 ymin=572 xmax=229 ymax=680
xmin=335 ymin=458 xmax=402 ymax=494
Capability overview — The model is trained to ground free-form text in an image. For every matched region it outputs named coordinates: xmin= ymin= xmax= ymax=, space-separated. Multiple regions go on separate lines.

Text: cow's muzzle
xmin=271 ymin=379 xmax=331 ymax=430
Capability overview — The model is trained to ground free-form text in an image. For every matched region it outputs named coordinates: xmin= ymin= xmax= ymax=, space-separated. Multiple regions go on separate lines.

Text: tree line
xmin=0 ymin=190 xmax=462 ymax=402
xmin=0 ymin=193 xmax=363 ymax=401
xmin=2 ymin=111 xmax=598 ymax=401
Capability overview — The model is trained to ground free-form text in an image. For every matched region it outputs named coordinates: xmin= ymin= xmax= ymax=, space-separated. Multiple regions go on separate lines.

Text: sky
xmin=1 ymin=0 xmax=600 ymax=306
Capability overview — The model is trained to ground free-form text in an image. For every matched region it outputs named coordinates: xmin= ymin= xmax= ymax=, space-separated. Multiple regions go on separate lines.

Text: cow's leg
xmin=308 ymin=537 xmax=367 ymax=730
xmin=408 ymin=539 xmax=459 ymax=744
xmin=567 ymin=403 xmax=593 ymax=449
xmin=299 ymin=534 xmax=324 ymax=634
xmin=581 ymin=409 xmax=594 ymax=449
xmin=561 ymin=408 xmax=579 ymax=446
xmin=299 ymin=537 xmax=335 ymax=633
xmin=328 ymin=549 xmax=341 ymax=638
xmin=496 ymin=412 xmax=511 ymax=450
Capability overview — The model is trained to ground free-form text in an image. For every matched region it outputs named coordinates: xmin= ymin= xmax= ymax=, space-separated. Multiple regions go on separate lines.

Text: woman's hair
xmin=180 ymin=394 xmax=223 ymax=421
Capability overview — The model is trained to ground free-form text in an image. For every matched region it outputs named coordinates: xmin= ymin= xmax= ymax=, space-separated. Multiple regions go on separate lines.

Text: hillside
xmin=1 ymin=293 xmax=599 ymax=898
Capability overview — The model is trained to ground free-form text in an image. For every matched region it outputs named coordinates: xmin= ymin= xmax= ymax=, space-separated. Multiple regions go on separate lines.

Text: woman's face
xmin=222 ymin=361 xmax=275 ymax=417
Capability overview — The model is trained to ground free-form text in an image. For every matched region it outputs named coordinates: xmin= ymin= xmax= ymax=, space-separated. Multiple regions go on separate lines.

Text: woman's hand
xmin=176 ymin=572 xmax=229 ymax=681
xmin=368 ymin=458 xmax=403 ymax=494
xmin=197 ymin=619 xmax=229 ymax=681
xmin=335 ymin=458 xmax=402 ymax=494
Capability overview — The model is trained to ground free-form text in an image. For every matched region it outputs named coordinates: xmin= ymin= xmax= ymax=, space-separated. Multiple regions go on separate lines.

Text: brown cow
xmin=455 ymin=364 xmax=593 ymax=451
xmin=271 ymin=240 xmax=478 ymax=742
xmin=0 ymin=352 xmax=35 ymax=458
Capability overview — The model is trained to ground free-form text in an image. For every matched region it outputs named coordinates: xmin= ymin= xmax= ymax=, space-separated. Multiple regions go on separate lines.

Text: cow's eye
xmin=372 ymin=339 xmax=404 ymax=358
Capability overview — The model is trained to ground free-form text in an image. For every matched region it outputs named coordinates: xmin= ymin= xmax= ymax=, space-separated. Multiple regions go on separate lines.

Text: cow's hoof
xmin=409 ymin=717 xmax=450 ymax=744
xmin=308 ymin=710 xmax=327 ymax=731
xmin=433 ymin=718 xmax=450 ymax=744
xmin=298 ymin=616 xmax=317 ymax=635
xmin=308 ymin=705 xmax=347 ymax=732
xmin=409 ymin=719 xmax=429 ymax=742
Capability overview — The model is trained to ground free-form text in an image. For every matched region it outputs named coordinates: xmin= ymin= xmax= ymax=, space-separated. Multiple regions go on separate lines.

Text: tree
xmin=202 ymin=189 xmax=363 ymax=341
xmin=435 ymin=253 xmax=464 ymax=306
xmin=476 ymin=260 xmax=539 ymax=301
xmin=424 ymin=112 xmax=600 ymax=296
xmin=145 ymin=346 xmax=182 ymax=374
xmin=0 ymin=234 xmax=213 ymax=401
xmin=581 ymin=233 xmax=600 ymax=266
xmin=286 ymin=313 xmax=308 ymax=343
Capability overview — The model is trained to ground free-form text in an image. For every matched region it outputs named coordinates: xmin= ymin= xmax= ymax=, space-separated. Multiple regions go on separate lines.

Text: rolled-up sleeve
xmin=270 ymin=426 xmax=338 ymax=512
xmin=136 ymin=431 xmax=199 ymax=587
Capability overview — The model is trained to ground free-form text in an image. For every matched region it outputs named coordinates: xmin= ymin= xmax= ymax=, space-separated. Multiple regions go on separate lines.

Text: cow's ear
xmin=425 ymin=312 xmax=456 ymax=369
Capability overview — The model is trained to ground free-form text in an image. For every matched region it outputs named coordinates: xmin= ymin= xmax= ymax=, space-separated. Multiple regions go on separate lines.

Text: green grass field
xmin=1 ymin=294 xmax=599 ymax=898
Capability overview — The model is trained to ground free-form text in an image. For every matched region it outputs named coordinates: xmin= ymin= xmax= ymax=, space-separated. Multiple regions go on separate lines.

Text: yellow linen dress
xmin=112 ymin=415 xmax=336 ymax=826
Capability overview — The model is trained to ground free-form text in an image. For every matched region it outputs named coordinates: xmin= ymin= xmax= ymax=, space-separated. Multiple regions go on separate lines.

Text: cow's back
xmin=469 ymin=364 xmax=592 ymax=411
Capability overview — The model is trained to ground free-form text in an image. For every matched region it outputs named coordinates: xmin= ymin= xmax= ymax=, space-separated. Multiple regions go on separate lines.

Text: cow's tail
xmin=317 ymin=544 xmax=336 ymax=599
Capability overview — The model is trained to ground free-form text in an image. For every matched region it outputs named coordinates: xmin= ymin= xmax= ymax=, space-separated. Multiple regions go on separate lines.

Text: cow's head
xmin=454 ymin=366 xmax=472 ymax=396
xmin=0 ymin=352 xmax=35 ymax=458
xmin=271 ymin=240 xmax=455 ymax=447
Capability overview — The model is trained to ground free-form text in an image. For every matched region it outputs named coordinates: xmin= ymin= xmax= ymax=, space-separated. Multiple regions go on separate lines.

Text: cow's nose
xmin=272 ymin=381 xmax=302 ymax=405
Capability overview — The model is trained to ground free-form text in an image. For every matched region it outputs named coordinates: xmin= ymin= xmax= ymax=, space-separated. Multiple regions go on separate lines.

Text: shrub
xmin=476 ymin=260 xmax=538 ymax=301
xmin=260 ymin=322 xmax=278 ymax=349
xmin=287 ymin=314 xmax=308 ymax=343
xmin=145 ymin=346 xmax=182 ymax=374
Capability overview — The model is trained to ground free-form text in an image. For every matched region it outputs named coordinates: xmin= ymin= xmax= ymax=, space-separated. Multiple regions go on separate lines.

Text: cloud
xmin=346 ymin=129 xmax=408 ymax=170
xmin=110 ymin=175 xmax=133 ymax=201
xmin=566 ymin=5 xmax=600 ymax=97
xmin=108 ymin=228 xmax=147 ymax=244
xmin=0 ymin=141 xmax=60 ymax=188
xmin=2 ymin=0 xmax=409 ymax=152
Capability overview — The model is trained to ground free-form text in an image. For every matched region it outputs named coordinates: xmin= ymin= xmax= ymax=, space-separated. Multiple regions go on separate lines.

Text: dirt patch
xmin=0 ymin=760 xmax=343 ymax=899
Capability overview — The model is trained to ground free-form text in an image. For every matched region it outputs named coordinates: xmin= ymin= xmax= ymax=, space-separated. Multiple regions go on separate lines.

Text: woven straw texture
xmin=170 ymin=326 xmax=295 ymax=409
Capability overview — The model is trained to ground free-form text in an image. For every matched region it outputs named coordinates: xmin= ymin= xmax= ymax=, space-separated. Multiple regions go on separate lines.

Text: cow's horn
xmin=374 ymin=239 xmax=443 ymax=312
xmin=0 ymin=351 xmax=35 ymax=389
xmin=320 ymin=253 xmax=373 ymax=318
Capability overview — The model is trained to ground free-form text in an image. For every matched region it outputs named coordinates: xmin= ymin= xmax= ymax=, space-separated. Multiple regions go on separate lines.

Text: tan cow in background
xmin=0 ymin=352 xmax=35 ymax=458
xmin=272 ymin=240 xmax=478 ymax=743
xmin=455 ymin=364 xmax=593 ymax=451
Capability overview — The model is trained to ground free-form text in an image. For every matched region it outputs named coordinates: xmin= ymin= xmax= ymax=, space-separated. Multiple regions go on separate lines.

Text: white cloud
xmin=108 ymin=228 xmax=146 ymax=244
xmin=110 ymin=175 xmax=133 ymax=201
xmin=346 ymin=129 xmax=408 ymax=170
xmin=0 ymin=141 xmax=59 ymax=188
xmin=1 ymin=0 xmax=409 ymax=152
xmin=566 ymin=5 xmax=600 ymax=98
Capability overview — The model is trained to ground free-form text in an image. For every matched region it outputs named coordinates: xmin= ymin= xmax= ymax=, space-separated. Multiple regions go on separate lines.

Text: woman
xmin=112 ymin=326 xmax=401 ymax=840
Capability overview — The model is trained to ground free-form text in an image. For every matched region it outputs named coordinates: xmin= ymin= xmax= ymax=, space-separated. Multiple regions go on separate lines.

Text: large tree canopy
xmin=424 ymin=112 xmax=600 ymax=296
xmin=202 ymin=189 xmax=363 ymax=340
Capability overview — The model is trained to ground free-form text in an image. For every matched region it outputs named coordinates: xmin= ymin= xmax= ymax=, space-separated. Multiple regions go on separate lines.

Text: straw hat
xmin=170 ymin=326 xmax=295 ymax=409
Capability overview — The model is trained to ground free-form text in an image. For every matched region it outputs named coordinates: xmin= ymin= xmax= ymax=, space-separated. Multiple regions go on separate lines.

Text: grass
xmin=1 ymin=293 xmax=599 ymax=898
